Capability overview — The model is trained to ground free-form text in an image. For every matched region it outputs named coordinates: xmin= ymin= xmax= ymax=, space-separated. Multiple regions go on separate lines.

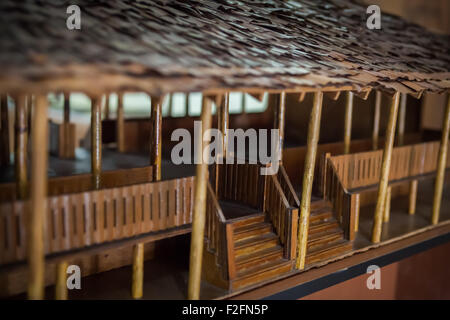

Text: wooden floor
xmin=0 ymin=147 xmax=196 ymax=183
xmin=355 ymin=179 xmax=450 ymax=250
xmin=219 ymin=200 xmax=260 ymax=220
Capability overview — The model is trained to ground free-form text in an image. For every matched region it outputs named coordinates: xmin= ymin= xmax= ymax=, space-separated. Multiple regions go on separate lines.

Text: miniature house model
xmin=0 ymin=0 xmax=449 ymax=299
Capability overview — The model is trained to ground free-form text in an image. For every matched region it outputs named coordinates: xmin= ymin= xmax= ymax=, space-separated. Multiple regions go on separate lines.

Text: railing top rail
xmin=268 ymin=175 xmax=292 ymax=210
xmin=278 ymin=165 xmax=300 ymax=207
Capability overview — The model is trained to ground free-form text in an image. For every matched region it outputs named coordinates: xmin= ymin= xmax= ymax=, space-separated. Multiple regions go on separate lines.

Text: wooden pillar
xmin=431 ymin=94 xmax=450 ymax=225
xmin=187 ymin=95 xmax=213 ymax=299
xmin=371 ymin=92 xmax=400 ymax=243
xmin=296 ymin=92 xmax=323 ymax=270
xmin=372 ymin=91 xmax=381 ymax=150
xmin=274 ymin=92 xmax=286 ymax=163
xmin=354 ymin=193 xmax=361 ymax=232
xmin=104 ymin=94 xmax=110 ymax=120
xmin=344 ymin=91 xmax=354 ymax=154
xmin=149 ymin=96 xmax=162 ymax=180
xmin=185 ymin=93 xmax=190 ymax=116
xmin=116 ymin=93 xmax=125 ymax=152
xmin=131 ymin=242 xmax=144 ymax=299
xmin=0 ymin=94 xmax=10 ymax=166
xmin=15 ymin=95 xmax=28 ymax=199
xmin=397 ymin=93 xmax=407 ymax=146
xmin=63 ymin=93 xmax=70 ymax=124
xmin=28 ymin=95 xmax=48 ymax=300
xmin=167 ymin=94 xmax=173 ymax=117
xmin=383 ymin=186 xmax=392 ymax=222
xmin=409 ymin=180 xmax=418 ymax=215
xmin=55 ymin=261 xmax=68 ymax=300
xmin=91 ymin=97 xmax=102 ymax=189
xmin=216 ymin=93 xmax=229 ymax=194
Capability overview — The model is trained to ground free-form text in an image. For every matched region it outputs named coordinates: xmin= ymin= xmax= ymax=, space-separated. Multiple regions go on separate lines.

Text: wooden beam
xmin=55 ymin=261 xmax=68 ymax=300
xmin=372 ymin=91 xmax=381 ymax=150
xmin=431 ymin=94 xmax=450 ymax=225
xmin=344 ymin=91 xmax=353 ymax=154
xmin=28 ymin=95 xmax=48 ymax=300
xmin=0 ymin=94 xmax=10 ymax=167
xmin=15 ymin=94 xmax=28 ymax=199
xmin=353 ymin=88 xmax=371 ymax=100
xmin=248 ymin=92 xmax=264 ymax=102
xmin=91 ymin=97 xmax=102 ymax=189
xmin=397 ymin=93 xmax=407 ymax=146
xmin=274 ymin=92 xmax=286 ymax=163
xmin=371 ymin=92 xmax=400 ymax=243
xmin=296 ymin=92 xmax=323 ymax=270
xmin=149 ymin=95 xmax=163 ymax=180
xmin=188 ymin=95 xmax=212 ymax=299
xmin=324 ymin=91 xmax=340 ymax=101
xmin=116 ymin=93 xmax=125 ymax=152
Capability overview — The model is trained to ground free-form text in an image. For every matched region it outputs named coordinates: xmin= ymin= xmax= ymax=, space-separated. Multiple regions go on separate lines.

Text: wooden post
xmin=296 ymin=92 xmax=323 ymax=270
xmin=0 ymin=94 xmax=10 ymax=166
xmin=116 ymin=93 xmax=125 ymax=152
xmin=131 ymin=242 xmax=144 ymax=299
xmin=187 ymin=95 xmax=213 ymax=299
xmin=149 ymin=96 xmax=163 ymax=180
xmin=274 ymin=92 xmax=286 ymax=163
xmin=104 ymin=94 xmax=110 ymax=120
xmin=15 ymin=95 xmax=28 ymax=199
xmin=383 ymin=186 xmax=392 ymax=223
xmin=91 ymin=97 xmax=102 ymax=189
xmin=27 ymin=95 xmax=33 ymax=139
xmin=397 ymin=93 xmax=407 ymax=146
xmin=55 ymin=261 xmax=68 ymax=300
xmin=63 ymin=93 xmax=70 ymax=124
xmin=216 ymin=93 xmax=229 ymax=194
xmin=409 ymin=180 xmax=418 ymax=215
xmin=372 ymin=91 xmax=381 ymax=150
xmin=28 ymin=95 xmax=48 ymax=300
xmin=167 ymin=94 xmax=173 ymax=117
xmin=354 ymin=193 xmax=361 ymax=232
xmin=371 ymin=92 xmax=400 ymax=243
xmin=344 ymin=91 xmax=354 ymax=154
xmin=431 ymin=94 xmax=450 ymax=225
xmin=241 ymin=92 xmax=246 ymax=113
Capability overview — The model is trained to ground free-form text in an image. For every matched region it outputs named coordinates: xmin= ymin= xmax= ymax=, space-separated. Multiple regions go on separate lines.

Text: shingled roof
xmin=0 ymin=0 xmax=449 ymax=96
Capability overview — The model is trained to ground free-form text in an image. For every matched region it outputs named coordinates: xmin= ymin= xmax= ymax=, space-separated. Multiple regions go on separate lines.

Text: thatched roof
xmin=0 ymin=0 xmax=449 ymax=96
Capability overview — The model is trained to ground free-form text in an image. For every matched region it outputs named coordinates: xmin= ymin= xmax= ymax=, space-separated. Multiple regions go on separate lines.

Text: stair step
xmin=310 ymin=199 xmax=329 ymax=210
xmin=230 ymin=213 xmax=265 ymax=229
xmin=310 ymin=208 xmax=333 ymax=223
xmin=306 ymin=240 xmax=352 ymax=265
xmin=232 ymin=259 xmax=292 ymax=290
xmin=234 ymin=222 xmax=272 ymax=241
xmin=309 ymin=220 xmax=340 ymax=235
xmin=234 ymin=233 xmax=279 ymax=257
xmin=308 ymin=228 xmax=344 ymax=250
xmin=236 ymin=246 xmax=284 ymax=272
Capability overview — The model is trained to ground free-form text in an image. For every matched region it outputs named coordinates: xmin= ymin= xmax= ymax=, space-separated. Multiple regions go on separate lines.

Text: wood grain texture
xmin=27 ymin=95 xmax=48 ymax=300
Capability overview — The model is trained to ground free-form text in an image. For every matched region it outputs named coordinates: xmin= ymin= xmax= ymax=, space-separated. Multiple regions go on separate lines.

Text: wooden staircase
xmin=306 ymin=200 xmax=352 ymax=265
xmin=230 ymin=213 xmax=293 ymax=291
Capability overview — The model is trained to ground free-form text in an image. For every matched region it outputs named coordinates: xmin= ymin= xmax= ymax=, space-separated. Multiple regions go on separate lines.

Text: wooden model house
xmin=0 ymin=0 xmax=449 ymax=299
